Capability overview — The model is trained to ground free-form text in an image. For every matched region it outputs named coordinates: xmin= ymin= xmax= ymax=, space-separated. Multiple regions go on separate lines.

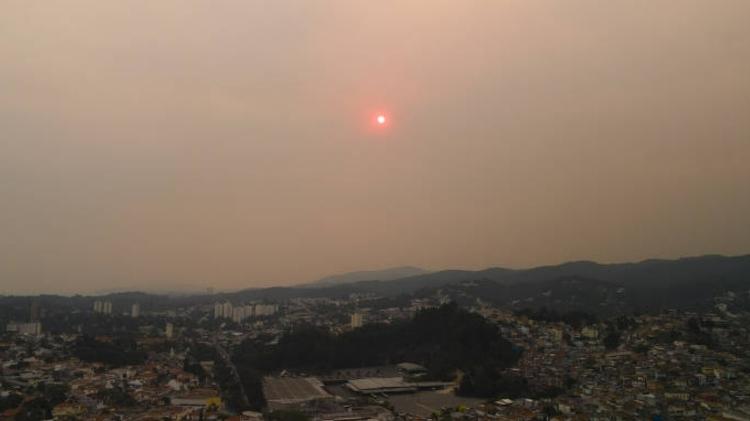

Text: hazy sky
xmin=2 ymin=1 xmax=749 ymax=294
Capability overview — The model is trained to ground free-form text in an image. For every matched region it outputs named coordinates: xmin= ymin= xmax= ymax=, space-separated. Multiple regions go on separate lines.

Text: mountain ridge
xmin=2 ymin=254 xmax=749 ymax=317
xmin=223 ymin=254 xmax=750 ymax=302
xmin=300 ymin=266 xmax=430 ymax=288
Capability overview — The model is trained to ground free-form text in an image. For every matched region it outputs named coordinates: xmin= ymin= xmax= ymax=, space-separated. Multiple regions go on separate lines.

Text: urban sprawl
xmin=2 ymin=288 xmax=750 ymax=420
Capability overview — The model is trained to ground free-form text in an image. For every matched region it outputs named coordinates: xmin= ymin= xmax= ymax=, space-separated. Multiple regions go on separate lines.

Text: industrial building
xmin=346 ymin=377 xmax=452 ymax=395
xmin=396 ymin=362 xmax=428 ymax=377
xmin=262 ymin=377 xmax=333 ymax=410
xmin=6 ymin=321 xmax=42 ymax=336
xmin=346 ymin=377 xmax=417 ymax=394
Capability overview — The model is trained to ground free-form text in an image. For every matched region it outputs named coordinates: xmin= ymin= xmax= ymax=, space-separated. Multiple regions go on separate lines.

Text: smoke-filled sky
xmin=2 ymin=1 xmax=749 ymax=294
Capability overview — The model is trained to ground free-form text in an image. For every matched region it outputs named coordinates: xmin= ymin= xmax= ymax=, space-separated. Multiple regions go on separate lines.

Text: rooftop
xmin=263 ymin=377 xmax=332 ymax=405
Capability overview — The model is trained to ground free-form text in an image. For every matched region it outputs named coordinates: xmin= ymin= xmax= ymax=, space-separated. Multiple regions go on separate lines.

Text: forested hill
xmin=348 ymin=254 xmax=750 ymax=296
xmin=2 ymin=254 xmax=748 ymax=318
xmin=224 ymin=254 xmax=750 ymax=304
xmin=302 ymin=266 xmax=429 ymax=287
xmin=231 ymin=303 xmax=520 ymax=401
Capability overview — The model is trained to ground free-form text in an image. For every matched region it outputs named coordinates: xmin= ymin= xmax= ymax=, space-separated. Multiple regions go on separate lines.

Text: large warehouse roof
xmin=346 ymin=377 xmax=417 ymax=394
xmin=263 ymin=377 xmax=332 ymax=408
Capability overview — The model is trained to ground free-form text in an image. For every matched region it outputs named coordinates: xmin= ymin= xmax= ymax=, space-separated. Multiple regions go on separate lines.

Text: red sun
xmin=367 ymin=110 xmax=391 ymax=133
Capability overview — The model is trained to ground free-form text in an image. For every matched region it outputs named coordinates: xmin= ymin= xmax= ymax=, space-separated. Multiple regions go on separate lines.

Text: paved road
xmin=213 ymin=339 xmax=251 ymax=409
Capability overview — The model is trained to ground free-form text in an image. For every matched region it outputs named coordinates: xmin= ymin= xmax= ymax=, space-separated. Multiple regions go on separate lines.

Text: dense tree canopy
xmin=236 ymin=303 xmax=516 ymax=376
xmin=233 ymin=303 xmax=521 ymax=400
xmin=0 ymin=393 xmax=23 ymax=412
xmin=72 ymin=335 xmax=146 ymax=367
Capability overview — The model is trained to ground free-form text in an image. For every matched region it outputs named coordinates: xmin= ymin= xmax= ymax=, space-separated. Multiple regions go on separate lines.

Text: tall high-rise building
xmin=350 ymin=312 xmax=364 ymax=329
xmin=222 ymin=302 xmax=233 ymax=319
xmin=103 ymin=301 xmax=113 ymax=315
xmin=94 ymin=300 xmax=103 ymax=313
xmin=214 ymin=303 xmax=223 ymax=319
xmin=131 ymin=303 xmax=140 ymax=318
xmin=7 ymin=321 xmax=42 ymax=336
xmin=165 ymin=322 xmax=174 ymax=339
xmin=254 ymin=304 xmax=277 ymax=317
xmin=232 ymin=307 xmax=245 ymax=323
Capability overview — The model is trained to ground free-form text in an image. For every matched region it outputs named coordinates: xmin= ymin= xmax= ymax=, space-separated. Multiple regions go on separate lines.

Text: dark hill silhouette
xmin=222 ymin=254 xmax=750 ymax=314
xmin=352 ymin=254 xmax=750 ymax=295
xmin=2 ymin=254 xmax=748 ymax=317
xmin=301 ymin=266 xmax=429 ymax=287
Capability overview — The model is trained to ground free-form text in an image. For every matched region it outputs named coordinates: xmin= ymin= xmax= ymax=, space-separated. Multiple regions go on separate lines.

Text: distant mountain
xmin=4 ymin=254 xmax=748 ymax=318
xmin=223 ymin=254 xmax=750 ymax=315
xmin=355 ymin=254 xmax=750 ymax=296
xmin=303 ymin=266 xmax=430 ymax=287
xmin=403 ymin=255 xmax=750 ymax=314
xmin=424 ymin=276 xmax=630 ymax=315
xmin=91 ymin=285 xmax=211 ymax=296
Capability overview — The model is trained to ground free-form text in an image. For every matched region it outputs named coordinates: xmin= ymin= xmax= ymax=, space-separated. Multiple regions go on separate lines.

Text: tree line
xmin=232 ymin=303 xmax=522 ymax=406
